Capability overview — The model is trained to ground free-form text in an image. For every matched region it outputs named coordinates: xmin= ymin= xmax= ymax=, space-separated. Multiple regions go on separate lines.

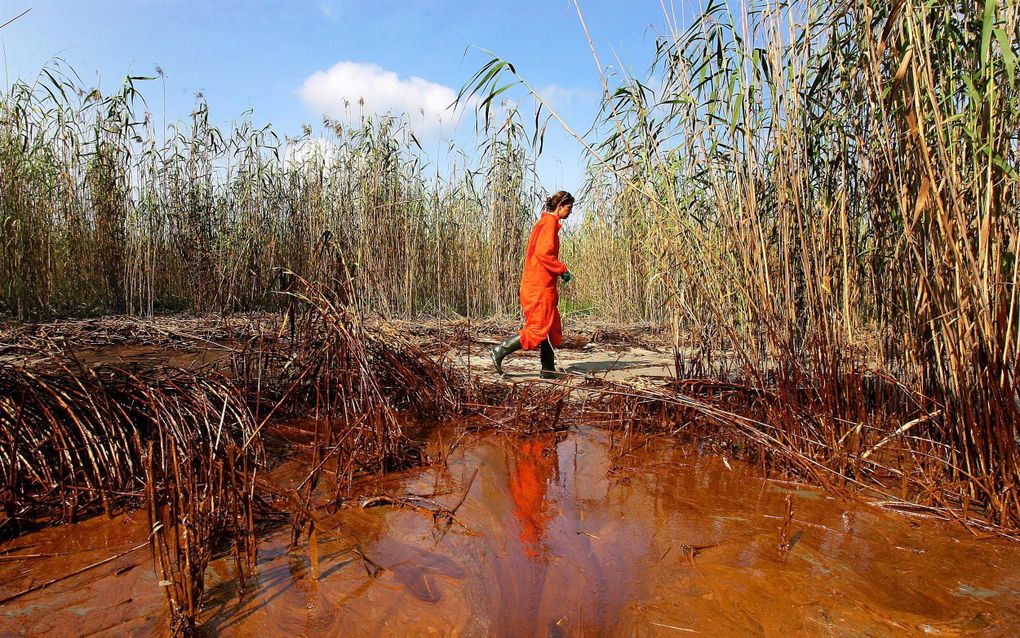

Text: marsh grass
xmin=0 ymin=68 xmax=539 ymax=319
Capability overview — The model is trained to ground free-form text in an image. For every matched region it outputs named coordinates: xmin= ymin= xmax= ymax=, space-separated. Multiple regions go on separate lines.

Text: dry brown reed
xmin=575 ymin=371 xmax=1019 ymax=534
xmin=145 ymin=440 xmax=259 ymax=636
xmin=0 ymin=354 xmax=265 ymax=633
xmin=0 ymin=277 xmax=478 ymax=632
xmin=241 ymin=273 xmax=464 ymax=549
xmin=0 ymin=360 xmax=258 ymax=527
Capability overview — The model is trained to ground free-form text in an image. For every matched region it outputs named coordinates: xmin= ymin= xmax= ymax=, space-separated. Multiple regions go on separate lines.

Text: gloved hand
xmin=561 ymin=271 xmax=573 ymax=283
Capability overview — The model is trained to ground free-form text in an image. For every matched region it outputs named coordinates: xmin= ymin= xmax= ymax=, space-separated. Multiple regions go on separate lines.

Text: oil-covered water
xmin=2 ymin=426 xmax=1019 ymax=636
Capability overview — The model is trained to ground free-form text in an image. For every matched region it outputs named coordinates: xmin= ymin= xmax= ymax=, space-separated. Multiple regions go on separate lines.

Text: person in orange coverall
xmin=491 ymin=191 xmax=574 ymax=378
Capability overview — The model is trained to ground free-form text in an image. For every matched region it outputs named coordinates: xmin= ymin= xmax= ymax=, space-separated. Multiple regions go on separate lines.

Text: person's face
xmin=556 ymin=202 xmax=573 ymax=219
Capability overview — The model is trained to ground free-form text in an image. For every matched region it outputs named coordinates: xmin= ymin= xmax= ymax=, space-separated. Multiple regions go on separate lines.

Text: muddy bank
xmin=2 ymin=426 xmax=1018 ymax=636
xmin=0 ymin=313 xmax=677 ymax=385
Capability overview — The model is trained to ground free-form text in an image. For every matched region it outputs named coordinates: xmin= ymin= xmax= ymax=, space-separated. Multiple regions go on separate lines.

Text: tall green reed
xmin=0 ymin=64 xmax=541 ymax=319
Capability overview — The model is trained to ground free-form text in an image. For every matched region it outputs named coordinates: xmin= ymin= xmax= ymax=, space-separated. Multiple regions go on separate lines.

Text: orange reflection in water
xmin=509 ymin=437 xmax=558 ymax=557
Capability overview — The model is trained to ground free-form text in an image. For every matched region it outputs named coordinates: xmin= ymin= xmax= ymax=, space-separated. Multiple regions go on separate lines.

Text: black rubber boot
xmin=540 ymin=339 xmax=563 ymax=379
xmin=491 ymin=334 xmax=522 ymax=375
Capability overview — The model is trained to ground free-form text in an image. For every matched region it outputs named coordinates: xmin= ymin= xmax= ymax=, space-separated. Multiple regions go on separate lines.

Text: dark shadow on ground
xmin=565 ymin=360 xmax=651 ymax=374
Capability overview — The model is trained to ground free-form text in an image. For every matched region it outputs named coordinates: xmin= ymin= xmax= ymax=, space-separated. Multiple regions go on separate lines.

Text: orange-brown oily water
xmin=3 ymin=426 xmax=1020 ymax=637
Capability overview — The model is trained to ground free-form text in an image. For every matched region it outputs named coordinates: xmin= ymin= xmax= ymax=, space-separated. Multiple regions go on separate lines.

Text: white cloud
xmin=297 ymin=61 xmax=458 ymax=134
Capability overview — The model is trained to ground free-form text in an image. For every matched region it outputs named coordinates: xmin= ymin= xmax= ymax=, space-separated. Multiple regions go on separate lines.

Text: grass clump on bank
xmin=0 ymin=276 xmax=472 ymax=633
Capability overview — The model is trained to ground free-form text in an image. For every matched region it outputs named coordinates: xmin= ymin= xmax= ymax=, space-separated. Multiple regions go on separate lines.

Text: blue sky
xmin=0 ymin=1 xmax=692 ymax=191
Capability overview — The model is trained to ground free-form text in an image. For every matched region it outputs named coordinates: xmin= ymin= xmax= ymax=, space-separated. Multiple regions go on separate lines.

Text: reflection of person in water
xmin=509 ymin=437 xmax=558 ymax=558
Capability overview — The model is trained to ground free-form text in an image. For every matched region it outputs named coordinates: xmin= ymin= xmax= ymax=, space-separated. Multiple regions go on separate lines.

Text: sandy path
xmin=454 ymin=339 xmax=676 ymax=383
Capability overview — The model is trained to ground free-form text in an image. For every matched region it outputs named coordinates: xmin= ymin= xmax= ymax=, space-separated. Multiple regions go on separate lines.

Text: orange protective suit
xmin=518 ymin=212 xmax=567 ymax=350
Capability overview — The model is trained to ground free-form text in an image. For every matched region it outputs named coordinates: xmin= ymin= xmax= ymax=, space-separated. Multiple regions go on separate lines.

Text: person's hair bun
xmin=544 ymin=191 xmax=575 ymax=212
